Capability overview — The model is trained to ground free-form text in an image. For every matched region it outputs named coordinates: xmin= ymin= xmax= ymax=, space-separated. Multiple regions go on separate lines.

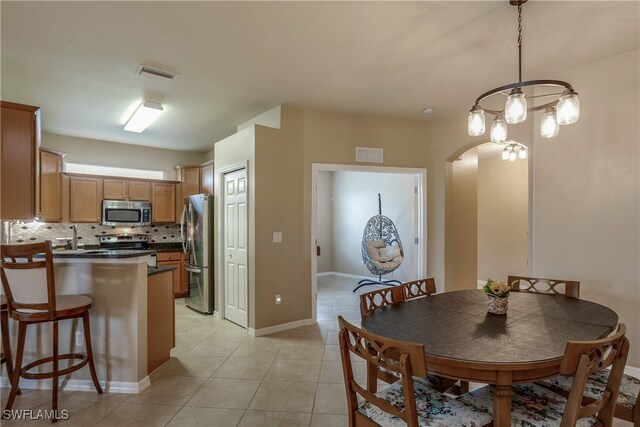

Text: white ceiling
xmin=1 ymin=1 xmax=638 ymax=152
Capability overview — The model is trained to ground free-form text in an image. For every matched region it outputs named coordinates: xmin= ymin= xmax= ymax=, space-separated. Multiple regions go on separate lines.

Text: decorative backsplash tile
xmin=7 ymin=222 xmax=182 ymax=245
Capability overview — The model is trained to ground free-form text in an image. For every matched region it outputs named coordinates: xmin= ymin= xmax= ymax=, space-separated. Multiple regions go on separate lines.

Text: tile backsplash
xmin=7 ymin=222 xmax=182 ymax=245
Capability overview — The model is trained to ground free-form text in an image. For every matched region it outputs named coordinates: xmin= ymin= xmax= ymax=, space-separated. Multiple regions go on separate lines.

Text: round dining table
xmin=361 ymin=289 xmax=619 ymax=427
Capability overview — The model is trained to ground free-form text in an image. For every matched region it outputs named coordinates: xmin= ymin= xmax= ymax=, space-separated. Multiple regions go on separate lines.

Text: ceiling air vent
xmin=356 ymin=147 xmax=384 ymax=163
xmin=136 ymin=65 xmax=177 ymax=80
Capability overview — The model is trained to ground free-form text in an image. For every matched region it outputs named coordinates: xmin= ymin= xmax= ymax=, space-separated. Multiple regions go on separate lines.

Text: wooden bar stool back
xmin=1 ymin=241 xmax=102 ymax=420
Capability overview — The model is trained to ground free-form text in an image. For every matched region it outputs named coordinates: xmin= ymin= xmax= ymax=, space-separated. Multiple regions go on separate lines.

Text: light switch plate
xmin=273 ymin=232 xmax=283 ymax=243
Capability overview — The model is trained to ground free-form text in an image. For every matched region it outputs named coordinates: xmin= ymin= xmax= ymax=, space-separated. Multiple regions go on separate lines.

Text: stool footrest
xmin=21 ymin=353 xmax=88 ymax=380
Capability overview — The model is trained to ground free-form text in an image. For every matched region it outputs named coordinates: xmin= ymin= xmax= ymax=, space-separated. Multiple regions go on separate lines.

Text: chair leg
xmin=4 ymin=321 xmax=26 ymax=413
xmin=0 ymin=309 xmax=19 ymax=394
xmin=82 ymin=312 xmax=102 ymax=394
xmin=52 ymin=320 xmax=59 ymax=423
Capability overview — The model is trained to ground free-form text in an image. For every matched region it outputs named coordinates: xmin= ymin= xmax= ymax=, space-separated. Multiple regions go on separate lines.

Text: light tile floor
xmin=0 ymin=274 xmax=633 ymax=426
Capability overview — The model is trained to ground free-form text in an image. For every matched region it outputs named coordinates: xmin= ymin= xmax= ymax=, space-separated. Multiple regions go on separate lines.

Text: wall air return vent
xmin=136 ymin=65 xmax=177 ymax=80
xmin=355 ymin=147 xmax=384 ymax=163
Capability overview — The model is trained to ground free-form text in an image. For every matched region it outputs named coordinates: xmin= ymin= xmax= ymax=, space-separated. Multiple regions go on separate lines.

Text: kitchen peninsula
xmin=1 ymin=250 xmax=175 ymax=393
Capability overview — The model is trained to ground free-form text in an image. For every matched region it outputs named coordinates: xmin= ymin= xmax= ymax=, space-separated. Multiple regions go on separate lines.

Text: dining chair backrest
xmin=508 ymin=275 xmax=580 ymax=299
xmin=401 ymin=278 xmax=436 ymax=300
xmin=1 ymin=241 xmax=56 ymax=321
xmin=559 ymin=323 xmax=629 ymax=426
xmin=359 ymin=285 xmax=404 ymax=319
xmin=337 ymin=315 xmax=427 ymax=427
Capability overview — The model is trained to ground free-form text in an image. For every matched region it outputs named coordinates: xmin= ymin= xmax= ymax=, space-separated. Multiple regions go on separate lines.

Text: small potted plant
xmin=483 ymin=278 xmax=514 ymax=314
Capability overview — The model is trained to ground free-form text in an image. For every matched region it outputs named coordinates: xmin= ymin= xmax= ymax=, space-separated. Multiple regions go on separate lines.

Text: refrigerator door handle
xmin=186 ymin=266 xmax=202 ymax=273
xmin=180 ymin=204 xmax=187 ymax=255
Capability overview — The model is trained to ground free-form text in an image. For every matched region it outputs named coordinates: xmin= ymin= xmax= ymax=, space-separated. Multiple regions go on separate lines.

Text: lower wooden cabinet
xmin=156 ymin=251 xmax=188 ymax=297
xmin=147 ymin=269 xmax=175 ymax=374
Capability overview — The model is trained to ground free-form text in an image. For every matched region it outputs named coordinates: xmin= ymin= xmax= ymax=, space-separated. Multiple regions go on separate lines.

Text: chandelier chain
xmin=517 ymin=3 xmax=523 ymax=82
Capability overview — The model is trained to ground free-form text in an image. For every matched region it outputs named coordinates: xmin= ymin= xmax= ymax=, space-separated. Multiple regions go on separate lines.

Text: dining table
xmin=360 ymin=289 xmax=619 ymax=427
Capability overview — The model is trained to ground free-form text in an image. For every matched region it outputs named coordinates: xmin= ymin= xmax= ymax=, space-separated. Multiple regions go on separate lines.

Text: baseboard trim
xmin=319 ymin=271 xmax=379 ymax=281
xmin=248 ymin=319 xmax=315 ymax=337
xmin=0 ymin=376 xmax=151 ymax=394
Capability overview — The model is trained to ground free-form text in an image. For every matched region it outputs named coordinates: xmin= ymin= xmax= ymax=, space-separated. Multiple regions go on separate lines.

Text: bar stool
xmin=0 ymin=241 xmax=102 ymax=420
xmin=1 ymin=295 xmax=18 ymax=392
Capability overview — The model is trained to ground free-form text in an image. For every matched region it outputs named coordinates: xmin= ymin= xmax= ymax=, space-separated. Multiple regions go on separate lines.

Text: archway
xmin=445 ymin=142 xmax=529 ymax=291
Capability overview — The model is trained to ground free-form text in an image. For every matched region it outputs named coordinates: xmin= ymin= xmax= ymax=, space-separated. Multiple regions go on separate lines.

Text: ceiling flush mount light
xmin=467 ymin=0 xmax=580 ymax=143
xmin=124 ymin=101 xmax=164 ymax=133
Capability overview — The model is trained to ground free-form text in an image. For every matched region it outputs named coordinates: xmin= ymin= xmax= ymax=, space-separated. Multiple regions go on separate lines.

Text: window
xmin=65 ymin=163 xmax=165 ymax=180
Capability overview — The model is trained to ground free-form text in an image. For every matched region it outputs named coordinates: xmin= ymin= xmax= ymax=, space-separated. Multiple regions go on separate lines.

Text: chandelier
xmin=467 ymin=0 xmax=580 ymax=159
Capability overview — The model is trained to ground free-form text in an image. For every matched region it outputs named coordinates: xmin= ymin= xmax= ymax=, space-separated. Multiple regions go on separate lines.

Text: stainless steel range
xmin=99 ymin=234 xmax=157 ymax=266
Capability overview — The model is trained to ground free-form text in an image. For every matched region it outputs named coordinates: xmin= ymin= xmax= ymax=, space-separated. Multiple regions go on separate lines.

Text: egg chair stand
xmin=353 ymin=194 xmax=405 ymax=292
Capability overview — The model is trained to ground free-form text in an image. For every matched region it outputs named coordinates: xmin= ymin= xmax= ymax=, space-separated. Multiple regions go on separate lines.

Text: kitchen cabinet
xmin=156 ymin=252 xmax=187 ymax=297
xmin=1 ymin=101 xmax=40 ymax=220
xmin=39 ymin=148 xmax=64 ymax=222
xmin=200 ymin=161 xmax=214 ymax=194
xmin=69 ymin=176 xmax=103 ymax=223
xmin=147 ymin=268 xmax=175 ymax=373
xmin=103 ymin=179 xmax=150 ymax=201
xmin=176 ymin=166 xmax=201 ymax=198
xmin=151 ymin=182 xmax=176 ymax=223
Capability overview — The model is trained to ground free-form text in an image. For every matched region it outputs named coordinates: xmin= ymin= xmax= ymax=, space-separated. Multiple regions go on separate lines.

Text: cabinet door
xmin=103 ymin=179 xmax=127 ymax=200
xmin=1 ymin=102 xmax=40 ymax=220
xmin=200 ymin=162 xmax=214 ymax=194
xmin=157 ymin=260 xmax=182 ymax=296
xmin=69 ymin=176 xmax=103 ymax=223
xmin=128 ymin=181 xmax=150 ymax=201
xmin=151 ymin=183 xmax=176 ymax=223
xmin=39 ymin=150 xmax=63 ymax=222
xmin=181 ymin=167 xmax=201 ymax=197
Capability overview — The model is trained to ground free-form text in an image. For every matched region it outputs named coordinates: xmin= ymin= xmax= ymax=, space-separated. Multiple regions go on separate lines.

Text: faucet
xmin=71 ymin=224 xmax=78 ymax=250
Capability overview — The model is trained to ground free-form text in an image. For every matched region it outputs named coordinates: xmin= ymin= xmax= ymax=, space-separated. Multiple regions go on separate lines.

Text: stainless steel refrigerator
xmin=181 ymin=194 xmax=214 ymax=314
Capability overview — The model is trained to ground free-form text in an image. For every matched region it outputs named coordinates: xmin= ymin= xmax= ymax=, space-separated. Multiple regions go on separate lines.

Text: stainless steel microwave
xmin=102 ymin=200 xmax=152 ymax=226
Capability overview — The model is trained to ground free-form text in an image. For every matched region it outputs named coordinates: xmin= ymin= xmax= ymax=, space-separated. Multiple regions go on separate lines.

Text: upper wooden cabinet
xmin=176 ymin=166 xmax=201 ymax=199
xmin=200 ymin=161 xmax=214 ymax=195
xmin=103 ymin=179 xmax=150 ymax=201
xmin=39 ymin=149 xmax=65 ymax=222
xmin=69 ymin=176 xmax=103 ymax=223
xmin=151 ymin=182 xmax=176 ymax=223
xmin=1 ymin=101 xmax=40 ymax=220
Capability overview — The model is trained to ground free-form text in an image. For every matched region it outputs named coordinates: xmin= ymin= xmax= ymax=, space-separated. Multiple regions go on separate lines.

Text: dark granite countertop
xmin=150 ymin=242 xmax=182 ymax=253
xmin=50 ymin=249 xmax=156 ymax=258
xmin=147 ymin=265 xmax=177 ymax=276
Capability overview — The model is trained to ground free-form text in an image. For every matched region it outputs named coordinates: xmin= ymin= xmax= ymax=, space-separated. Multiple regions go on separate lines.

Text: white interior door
xmin=223 ymin=168 xmax=248 ymax=327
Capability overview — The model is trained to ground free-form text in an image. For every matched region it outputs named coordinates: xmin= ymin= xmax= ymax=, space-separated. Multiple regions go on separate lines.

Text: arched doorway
xmin=445 ymin=142 xmax=529 ymax=291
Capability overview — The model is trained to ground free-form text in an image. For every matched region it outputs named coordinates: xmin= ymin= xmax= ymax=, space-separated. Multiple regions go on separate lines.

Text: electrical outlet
xmin=76 ymin=331 xmax=84 ymax=346
xmin=275 ymin=294 xmax=281 ymax=304
xmin=273 ymin=232 xmax=283 ymax=243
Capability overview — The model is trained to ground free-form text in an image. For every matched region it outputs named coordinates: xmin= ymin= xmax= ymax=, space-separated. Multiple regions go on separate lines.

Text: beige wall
xmin=532 ymin=50 xmax=640 ymax=367
xmin=254 ymin=108 xmax=305 ymax=329
xmin=43 ymin=132 xmax=208 ymax=180
xmin=449 ymin=148 xmax=478 ymax=290
xmin=477 ymin=143 xmax=529 ymax=281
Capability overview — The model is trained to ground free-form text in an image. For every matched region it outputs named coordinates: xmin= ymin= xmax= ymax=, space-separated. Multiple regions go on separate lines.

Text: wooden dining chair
xmin=1 ymin=241 xmax=103 ymax=418
xmin=337 ymin=316 xmax=493 ymax=427
xmin=359 ymin=285 xmax=405 ymax=319
xmin=538 ymin=339 xmax=640 ymax=426
xmin=508 ymin=275 xmax=580 ymax=298
xmin=460 ymin=323 xmax=629 ymax=427
xmin=401 ymin=278 xmax=436 ymax=300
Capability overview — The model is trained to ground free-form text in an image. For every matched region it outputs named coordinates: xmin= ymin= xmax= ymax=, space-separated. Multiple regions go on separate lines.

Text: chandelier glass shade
xmin=467 ymin=1 xmax=580 ymax=143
